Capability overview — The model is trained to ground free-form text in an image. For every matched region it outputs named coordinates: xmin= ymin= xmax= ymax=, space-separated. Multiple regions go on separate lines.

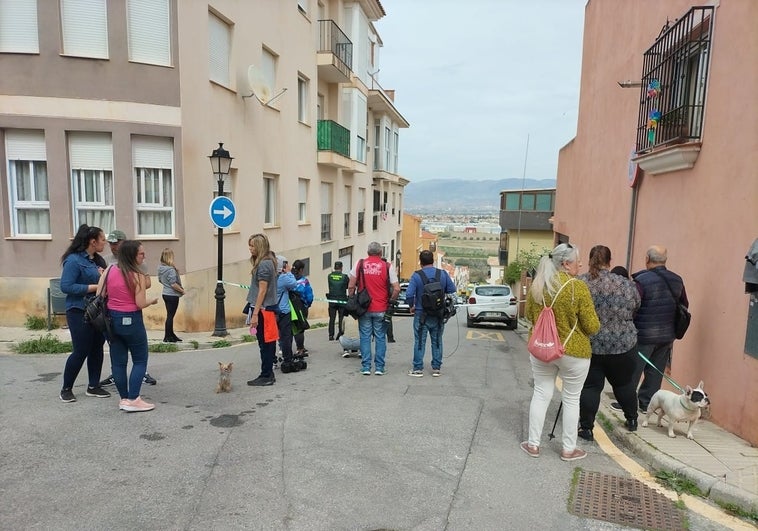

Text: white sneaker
xmin=121 ymin=396 xmax=155 ymax=412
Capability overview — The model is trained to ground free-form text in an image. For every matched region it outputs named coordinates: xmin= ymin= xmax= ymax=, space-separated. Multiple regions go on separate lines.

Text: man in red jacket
xmin=348 ymin=242 xmax=400 ymax=376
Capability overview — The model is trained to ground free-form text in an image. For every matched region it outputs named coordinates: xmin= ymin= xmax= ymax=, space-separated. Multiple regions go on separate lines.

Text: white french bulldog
xmin=642 ymin=381 xmax=710 ymax=439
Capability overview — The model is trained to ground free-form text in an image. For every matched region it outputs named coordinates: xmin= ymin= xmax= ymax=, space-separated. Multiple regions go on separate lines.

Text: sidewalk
xmin=3 ymin=321 xmax=758 ymax=521
xmin=512 ymin=323 xmax=758 ymax=519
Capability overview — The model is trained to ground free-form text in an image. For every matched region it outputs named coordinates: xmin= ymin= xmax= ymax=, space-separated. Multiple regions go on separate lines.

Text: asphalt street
xmin=0 ymin=315 xmax=734 ymax=530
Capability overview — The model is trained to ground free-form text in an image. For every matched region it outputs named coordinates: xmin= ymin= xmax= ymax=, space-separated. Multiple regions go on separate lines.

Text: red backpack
xmin=527 ymin=279 xmax=577 ymax=362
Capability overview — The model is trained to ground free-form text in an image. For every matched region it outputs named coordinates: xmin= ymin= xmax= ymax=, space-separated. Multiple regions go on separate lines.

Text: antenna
xmin=243 ymin=65 xmax=287 ymax=107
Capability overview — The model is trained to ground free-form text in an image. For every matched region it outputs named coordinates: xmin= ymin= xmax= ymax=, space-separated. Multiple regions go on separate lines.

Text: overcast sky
xmin=374 ymin=0 xmax=586 ymax=182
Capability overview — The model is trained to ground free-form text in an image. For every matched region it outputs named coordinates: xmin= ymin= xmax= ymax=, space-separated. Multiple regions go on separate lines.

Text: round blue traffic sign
xmin=209 ymin=196 xmax=236 ymax=229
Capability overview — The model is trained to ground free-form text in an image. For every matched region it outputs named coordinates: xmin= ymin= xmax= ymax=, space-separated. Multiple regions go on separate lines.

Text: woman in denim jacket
xmin=59 ymin=224 xmax=109 ymax=403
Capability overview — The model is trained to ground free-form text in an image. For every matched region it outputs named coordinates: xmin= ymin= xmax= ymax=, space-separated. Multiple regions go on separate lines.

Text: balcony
xmin=317 ymin=120 xmax=351 ymax=169
xmin=317 ymin=20 xmax=353 ymax=84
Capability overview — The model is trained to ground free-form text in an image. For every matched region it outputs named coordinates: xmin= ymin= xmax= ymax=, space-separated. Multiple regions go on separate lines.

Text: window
xmin=298 ymin=178 xmax=308 ymax=222
xmin=61 ymin=0 xmax=108 ymax=59
xmin=208 ymin=11 xmax=231 ymax=86
xmin=297 ymin=74 xmax=308 ymax=123
xmin=320 ymin=182 xmax=332 ymax=241
xmin=535 ymin=193 xmax=553 ymax=211
xmin=297 ymin=0 xmax=307 ymax=15
xmin=262 ymin=48 xmax=277 ymax=98
xmin=392 ymin=131 xmax=399 ymax=173
xmin=636 ymin=7 xmax=713 ymax=152
xmin=358 ymin=187 xmax=365 ymax=234
xmin=263 ymin=174 xmax=277 ymax=225
xmin=127 ymin=0 xmax=171 ymax=66
xmin=69 ymin=132 xmax=114 ymax=231
xmin=0 ymin=0 xmax=39 ymax=53
xmin=373 ymin=124 xmax=380 ymax=170
xmin=343 ymin=185 xmax=351 ymax=237
xmin=504 ymin=193 xmax=520 ymax=210
xmin=521 ymin=194 xmax=535 ymax=210
xmin=133 ymin=136 xmax=174 ymax=236
xmin=6 ymin=130 xmax=49 ymax=235
xmin=322 ymin=251 xmax=331 ymax=270
xmin=384 ymin=126 xmax=391 ymax=171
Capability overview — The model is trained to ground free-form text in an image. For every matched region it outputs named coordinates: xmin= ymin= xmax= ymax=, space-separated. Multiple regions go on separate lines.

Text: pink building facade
xmin=554 ymin=1 xmax=758 ymax=444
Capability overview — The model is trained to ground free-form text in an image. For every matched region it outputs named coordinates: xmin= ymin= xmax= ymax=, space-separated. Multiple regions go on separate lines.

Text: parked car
xmin=466 ymin=284 xmax=518 ymax=329
xmin=394 ymin=282 xmax=412 ymax=315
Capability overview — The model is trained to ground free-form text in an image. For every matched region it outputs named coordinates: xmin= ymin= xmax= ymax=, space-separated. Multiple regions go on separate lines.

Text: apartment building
xmin=0 ymin=0 xmax=409 ymax=330
xmin=554 ymin=1 xmax=758 ymax=443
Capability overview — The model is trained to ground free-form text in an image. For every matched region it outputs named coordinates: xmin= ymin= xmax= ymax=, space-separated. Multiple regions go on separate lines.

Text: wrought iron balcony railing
xmin=318 ymin=20 xmax=353 ymax=76
xmin=317 ymin=120 xmax=350 ymax=158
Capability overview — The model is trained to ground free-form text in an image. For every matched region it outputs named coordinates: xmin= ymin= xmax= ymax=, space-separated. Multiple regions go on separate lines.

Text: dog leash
xmin=637 ymin=350 xmax=684 ymax=392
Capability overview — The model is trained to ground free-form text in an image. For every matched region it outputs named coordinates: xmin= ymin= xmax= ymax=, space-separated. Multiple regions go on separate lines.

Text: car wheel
xmin=466 ymin=316 xmax=474 ymax=327
xmin=506 ymin=319 xmax=518 ymax=330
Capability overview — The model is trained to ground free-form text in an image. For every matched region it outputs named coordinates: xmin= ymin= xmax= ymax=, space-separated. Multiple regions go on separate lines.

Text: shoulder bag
xmin=651 ymin=269 xmax=691 ymax=340
xmin=345 ymin=260 xmax=372 ymax=319
xmin=84 ymin=265 xmax=114 ymax=337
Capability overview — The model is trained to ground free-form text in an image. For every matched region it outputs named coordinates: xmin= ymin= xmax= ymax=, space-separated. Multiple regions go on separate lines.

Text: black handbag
xmin=345 ymin=260 xmax=371 ymax=319
xmin=84 ymin=266 xmax=113 ymax=336
xmin=652 ymin=269 xmax=691 ymax=340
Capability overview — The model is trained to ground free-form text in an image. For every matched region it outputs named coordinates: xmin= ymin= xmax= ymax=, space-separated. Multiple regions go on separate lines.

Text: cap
xmin=106 ymin=229 xmax=127 ymax=243
xmin=277 ymin=255 xmax=288 ymax=271
xmin=334 ymin=261 xmax=343 ymax=268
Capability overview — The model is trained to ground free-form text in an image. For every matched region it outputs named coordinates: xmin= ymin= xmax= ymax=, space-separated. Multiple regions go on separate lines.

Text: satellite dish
xmin=243 ymin=64 xmax=287 ymax=107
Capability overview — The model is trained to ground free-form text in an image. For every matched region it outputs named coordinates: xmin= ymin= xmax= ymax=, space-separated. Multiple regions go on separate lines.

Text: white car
xmin=466 ymin=284 xmax=518 ymax=329
xmin=394 ymin=282 xmax=412 ymax=315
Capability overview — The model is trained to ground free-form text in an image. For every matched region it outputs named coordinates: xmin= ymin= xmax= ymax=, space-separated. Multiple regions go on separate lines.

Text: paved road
xmin=0 ymin=316 xmax=732 ymax=530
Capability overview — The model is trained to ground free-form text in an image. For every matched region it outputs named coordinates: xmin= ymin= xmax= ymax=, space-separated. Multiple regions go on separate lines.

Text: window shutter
xmin=6 ymin=130 xmax=45 ymax=160
xmin=127 ymin=0 xmax=170 ymax=65
xmin=69 ymin=132 xmax=113 ymax=170
xmin=132 ymin=136 xmax=173 ymax=168
xmin=61 ymin=0 xmax=108 ymax=58
xmin=0 ymin=0 xmax=39 ymax=53
xmin=208 ymin=12 xmax=230 ymax=85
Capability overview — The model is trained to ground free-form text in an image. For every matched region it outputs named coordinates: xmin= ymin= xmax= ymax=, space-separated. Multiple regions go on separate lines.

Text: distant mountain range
xmin=404 ymin=178 xmax=556 ymax=213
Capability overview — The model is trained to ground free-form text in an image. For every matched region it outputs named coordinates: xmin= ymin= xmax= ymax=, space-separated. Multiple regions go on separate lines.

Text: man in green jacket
xmin=327 ymin=261 xmax=349 ymax=340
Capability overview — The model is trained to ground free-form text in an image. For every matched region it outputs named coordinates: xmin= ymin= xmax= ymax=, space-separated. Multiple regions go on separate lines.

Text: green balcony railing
xmin=317 ymin=120 xmax=350 ymax=158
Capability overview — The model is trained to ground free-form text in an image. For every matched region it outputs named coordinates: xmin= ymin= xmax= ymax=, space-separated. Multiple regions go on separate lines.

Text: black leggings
xmin=579 ymin=346 xmax=639 ymax=429
xmin=163 ymin=295 xmax=180 ymax=340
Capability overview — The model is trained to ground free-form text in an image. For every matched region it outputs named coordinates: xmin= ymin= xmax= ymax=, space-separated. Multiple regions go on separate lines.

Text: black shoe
xmin=609 ymin=402 xmax=623 ymax=412
xmin=387 ymin=338 xmax=396 ymax=343
xmin=247 ymin=375 xmax=275 ymax=386
xmin=578 ymin=428 xmax=594 ymax=441
xmin=329 ymin=336 xmax=335 ymax=341
xmin=143 ymin=373 xmax=157 ymax=385
xmin=85 ymin=386 xmax=111 ymax=398
xmin=99 ymin=375 xmax=115 ymax=387
xmin=625 ymin=418 xmax=638 ymax=432
xmin=172 ymin=336 xmax=183 ymax=342
xmin=639 ymin=405 xmax=648 ymax=414
xmin=164 ymin=338 xmax=177 ymax=343
xmin=60 ymin=388 xmax=76 ymax=403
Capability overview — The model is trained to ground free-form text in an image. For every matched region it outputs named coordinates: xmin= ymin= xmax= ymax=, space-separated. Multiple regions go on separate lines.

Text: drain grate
xmin=569 ymin=470 xmax=685 ymax=530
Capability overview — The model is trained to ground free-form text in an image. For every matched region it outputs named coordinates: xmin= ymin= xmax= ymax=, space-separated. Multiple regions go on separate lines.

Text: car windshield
xmin=476 ymin=286 xmax=511 ymax=297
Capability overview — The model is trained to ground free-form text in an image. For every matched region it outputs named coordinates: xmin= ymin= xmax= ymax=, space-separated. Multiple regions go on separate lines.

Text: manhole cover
xmin=569 ymin=470 xmax=685 ymax=530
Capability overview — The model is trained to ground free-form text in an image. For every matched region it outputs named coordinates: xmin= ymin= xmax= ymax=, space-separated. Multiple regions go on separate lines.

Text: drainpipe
xmin=626 ymin=185 xmax=639 ymax=271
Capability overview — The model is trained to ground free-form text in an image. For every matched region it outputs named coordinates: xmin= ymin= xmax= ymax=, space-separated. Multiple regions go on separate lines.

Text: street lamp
xmin=209 ymin=142 xmax=233 ymax=337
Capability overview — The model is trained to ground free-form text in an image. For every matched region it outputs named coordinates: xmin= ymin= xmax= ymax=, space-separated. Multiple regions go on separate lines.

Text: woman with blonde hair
xmin=245 ymin=233 xmax=280 ymax=386
xmin=522 ymin=243 xmax=600 ymax=461
xmin=158 ymin=247 xmax=185 ymax=343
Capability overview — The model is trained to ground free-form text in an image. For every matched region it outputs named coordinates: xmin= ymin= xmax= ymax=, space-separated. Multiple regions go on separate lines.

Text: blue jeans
xmin=412 ymin=312 xmax=444 ymax=371
xmin=63 ymin=308 xmax=105 ymax=390
xmin=358 ymin=312 xmax=387 ymax=371
xmin=109 ymin=310 xmax=149 ymax=400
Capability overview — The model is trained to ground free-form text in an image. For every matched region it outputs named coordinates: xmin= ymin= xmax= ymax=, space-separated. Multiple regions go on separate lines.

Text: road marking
xmin=466 ymin=330 xmax=505 ymax=341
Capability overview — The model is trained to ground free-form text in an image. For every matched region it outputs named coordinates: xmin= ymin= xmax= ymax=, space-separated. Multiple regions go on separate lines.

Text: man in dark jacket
xmin=630 ymin=245 xmax=688 ymax=412
xmin=327 ymin=261 xmax=349 ymax=340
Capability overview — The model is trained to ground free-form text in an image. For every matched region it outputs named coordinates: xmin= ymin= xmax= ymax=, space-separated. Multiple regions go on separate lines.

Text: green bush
xmin=25 ymin=315 xmax=49 ymax=330
xmin=190 ymin=340 xmax=199 ymax=350
xmin=242 ymin=334 xmax=256 ymax=343
xmin=212 ymin=339 xmax=231 ymax=348
xmin=13 ymin=334 xmax=72 ymax=354
xmin=149 ymin=343 xmax=179 ymax=353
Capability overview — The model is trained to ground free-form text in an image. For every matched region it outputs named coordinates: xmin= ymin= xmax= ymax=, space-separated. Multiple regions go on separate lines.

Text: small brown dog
xmin=215 ymin=362 xmax=233 ymax=393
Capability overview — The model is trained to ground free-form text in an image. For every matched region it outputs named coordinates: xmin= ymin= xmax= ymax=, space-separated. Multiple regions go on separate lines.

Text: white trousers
xmin=528 ymin=354 xmax=591 ymax=452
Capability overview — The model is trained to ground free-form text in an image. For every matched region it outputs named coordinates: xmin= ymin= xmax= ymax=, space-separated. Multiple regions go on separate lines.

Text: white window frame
xmin=127 ymin=0 xmax=171 ymax=66
xmin=320 ymin=182 xmax=333 ymax=242
xmin=263 ymin=173 xmax=278 ymax=226
xmin=208 ymin=10 xmax=231 ymax=86
xmin=261 ymin=48 xmax=277 ymax=98
xmin=373 ymin=123 xmax=380 ymax=170
xmin=298 ymin=178 xmax=308 ymax=223
xmin=297 ymin=74 xmax=308 ymax=123
xmin=61 ymin=0 xmax=109 ymax=59
xmin=133 ymin=136 xmax=174 ymax=237
xmin=384 ymin=126 xmax=391 ymax=172
xmin=393 ymin=130 xmax=399 ymax=173
xmin=0 ymin=0 xmax=39 ymax=53
xmin=6 ymin=130 xmax=49 ymax=236
xmin=69 ymin=132 xmax=114 ymax=231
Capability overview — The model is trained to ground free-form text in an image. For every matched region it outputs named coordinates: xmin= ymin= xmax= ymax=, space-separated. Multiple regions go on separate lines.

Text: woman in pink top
xmin=101 ymin=240 xmax=158 ymax=412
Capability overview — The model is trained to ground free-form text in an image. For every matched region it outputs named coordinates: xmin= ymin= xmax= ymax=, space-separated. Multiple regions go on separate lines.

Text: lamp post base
xmin=212 ymin=282 xmax=228 ymax=337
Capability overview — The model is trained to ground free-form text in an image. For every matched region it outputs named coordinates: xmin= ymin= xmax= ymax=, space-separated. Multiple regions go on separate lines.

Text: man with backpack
xmin=405 ymin=250 xmax=456 ymax=377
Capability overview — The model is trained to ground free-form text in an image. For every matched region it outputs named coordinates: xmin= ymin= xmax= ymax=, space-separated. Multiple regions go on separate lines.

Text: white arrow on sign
xmin=212 ymin=205 xmax=233 ymax=219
